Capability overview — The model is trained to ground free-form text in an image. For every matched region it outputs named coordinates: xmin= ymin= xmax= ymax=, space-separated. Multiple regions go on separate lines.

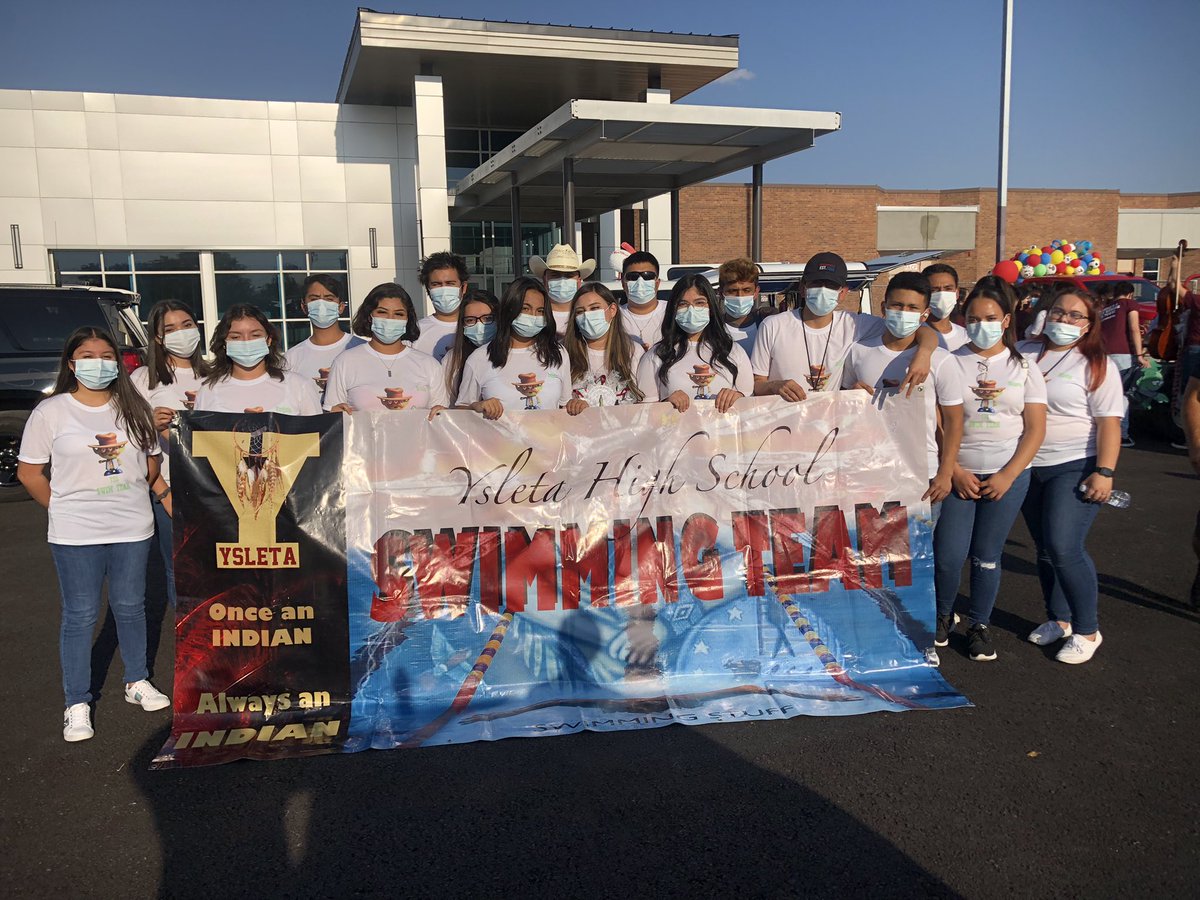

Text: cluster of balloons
xmin=991 ymin=239 xmax=1106 ymax=284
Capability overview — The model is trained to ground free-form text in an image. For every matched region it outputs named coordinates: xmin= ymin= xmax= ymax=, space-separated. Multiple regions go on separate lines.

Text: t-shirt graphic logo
xmin=513 ymin=373 xmax=544 ymax=409
xmin=806 ymin=364 xmax=831 ymax=392
xmin=689 ymin=364 xmax=716 ymax=399
xmin=971 ymin=362 xmax=1005 ymax=414
xmin=378 ymin=387 xmax=411 ymax=410
xmin=89 ymin=432 xmax=127 ymax=477
xmin=192 ymin=426 xmax=320 ymax=569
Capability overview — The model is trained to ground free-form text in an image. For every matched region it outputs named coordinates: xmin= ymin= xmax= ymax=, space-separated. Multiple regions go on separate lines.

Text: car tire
xmin=0 ymin=409 xmax=31 ymax=502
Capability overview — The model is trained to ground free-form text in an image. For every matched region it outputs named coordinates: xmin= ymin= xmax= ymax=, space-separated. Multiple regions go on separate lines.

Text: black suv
xmin=0 ymin=285 xmax=147 ymax=501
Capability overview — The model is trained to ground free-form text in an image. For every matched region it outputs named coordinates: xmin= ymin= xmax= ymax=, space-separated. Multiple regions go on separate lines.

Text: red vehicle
xmin=1022 ymin=274 xmax=1160 ymax=333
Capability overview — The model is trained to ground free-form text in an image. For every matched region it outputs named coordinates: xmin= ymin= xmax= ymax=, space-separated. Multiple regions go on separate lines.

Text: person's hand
xmin=152 ymin=406 xmax=175 ymax=431
xmin=852 ymin=381 xmax=876 ymax=396
xmin=427 ymin=405 xmax=446 ymax=421
xmin=901 ymin=349 xmax=932 ymax=397
xmin=330 ymin=403 xmax=354 ymax=414
xmin=1080 ymin=472 xmax=1112 ymax=504
xmin=923 ymin=471 xmax=952 ymax=503
xmin=667 ymin=390 xmax=690 ymax=413
xmin=473 ymin=398 xmax=504 ymax=420
xmin=160 ymin=493 xmax=173 ymax=519
xmin=243 ymin=406 xmax=264 ymax=414
xmin=565 ymin=398 xmax=589 ymax=416
xmin=952 ymin=466 xmax=981 ymax=500
xmin=979 ymin=469 xmax=1015 ymax=501
xmin=774 ymin=379 xmax=807 ymax=402
xmin=714 ymin=388 xmax=743 ymax=413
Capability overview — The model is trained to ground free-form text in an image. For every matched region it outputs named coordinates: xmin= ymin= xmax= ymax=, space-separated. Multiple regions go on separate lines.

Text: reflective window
xmin=52 ymin=250 xmax=204 ymax=335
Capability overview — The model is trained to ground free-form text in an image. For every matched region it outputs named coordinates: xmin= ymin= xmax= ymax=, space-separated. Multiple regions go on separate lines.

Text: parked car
xmin=0 ymin=285 xmax=147 ymax=502
xmin=1022 ymin=274 xmax=1160 ymax=333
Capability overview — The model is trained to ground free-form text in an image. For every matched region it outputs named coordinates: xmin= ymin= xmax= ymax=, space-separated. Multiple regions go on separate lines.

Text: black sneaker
xmin=966 ymin=624 xmax=997 ymax=661
xmin=935 ymin=614 xmax=955 ymax=647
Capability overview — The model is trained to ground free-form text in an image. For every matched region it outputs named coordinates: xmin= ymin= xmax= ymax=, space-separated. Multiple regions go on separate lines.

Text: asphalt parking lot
xmin=1 ymin=438 xmax=1197 ymax=899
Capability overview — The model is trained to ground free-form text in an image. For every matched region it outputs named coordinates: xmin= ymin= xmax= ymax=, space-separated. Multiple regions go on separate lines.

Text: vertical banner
xmin=156 ymin=391 xmax=969 ymax=768
xmin=153 ymin=412 xmax=351 ymax=768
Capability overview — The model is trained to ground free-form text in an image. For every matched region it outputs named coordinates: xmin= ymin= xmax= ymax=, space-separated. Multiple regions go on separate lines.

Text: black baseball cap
xmin=803 ymin=252 xmax=848 ymax=287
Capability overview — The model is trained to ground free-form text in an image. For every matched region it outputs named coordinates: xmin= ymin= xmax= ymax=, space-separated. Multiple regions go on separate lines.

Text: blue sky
xmin=1 ymin=0 xmax=1195 ymax=192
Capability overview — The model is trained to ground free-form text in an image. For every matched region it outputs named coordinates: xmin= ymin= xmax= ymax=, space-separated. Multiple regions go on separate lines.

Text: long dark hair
xmin=351 ymin=283 xmax=420 ymax=342
xmin=654 ymin=275 xmax=739 ymax=385
xmin=145 ymin=299 xmax=210 ymax=389
xmin=964 ymin=277 xmax=1022 ymax=363
xmin=53 ymin=327 xmax=157 ymax=452
xmin=489 ymin=276 xmax=562 ymax=369
xmin=564 ymin=282 xmax=644 ymax=401
xmin=443 ymin=287 xmax=499 ymax=404
xmin=204 ymin=304 xmax=286 ymax=385
xmin=1033 ymin=287 xmax=1108 ymax=391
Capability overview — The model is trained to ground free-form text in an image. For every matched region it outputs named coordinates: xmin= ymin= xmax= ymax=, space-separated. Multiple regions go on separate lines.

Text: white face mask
xmin=306 ymin=299 xmax=340 ymax=328
xmin=930 ymin=290 xmax=958 ymax=320
xmin=163 ymin=328 xmax=201 ymax=358
xmin=625 ymin=277 xmax=657 ymax=303
xmin=805 ymin=286 xmax=840 ymax=317
xmin=884 ymin=309 xmax=924 ymax=338
xmin=429 ymin=286 xmax=462 ymax=315
xmin=966 ymin=321 xmax=1005 ymax=350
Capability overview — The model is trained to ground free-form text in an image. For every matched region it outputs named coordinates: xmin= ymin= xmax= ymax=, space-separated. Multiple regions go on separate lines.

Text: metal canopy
xmin=450 ymin=99 xmax=841 ymax=222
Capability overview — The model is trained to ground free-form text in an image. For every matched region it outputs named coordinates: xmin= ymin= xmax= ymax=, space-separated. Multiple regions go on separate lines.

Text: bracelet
xmin=152 ymin=485 xmax=172 ymax=502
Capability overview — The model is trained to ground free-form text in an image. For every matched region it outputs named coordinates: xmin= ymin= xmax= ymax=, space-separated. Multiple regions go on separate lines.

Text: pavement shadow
xmin=131 ymin=726 xmax=961 ymax=899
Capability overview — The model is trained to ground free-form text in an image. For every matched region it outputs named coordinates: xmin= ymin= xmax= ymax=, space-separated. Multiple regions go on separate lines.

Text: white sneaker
xmin=924 ymin=647 xmax=941 ymax=667
xmin=124 ymin=680 xmax=170 ymax=711
xmin=63 ymin=703 xmax=94 ymax=742
xmin=1056 ymin=633 xmax=1103 ymax=665
xmin=1028 ymin=621 xmax=1072 ymax=645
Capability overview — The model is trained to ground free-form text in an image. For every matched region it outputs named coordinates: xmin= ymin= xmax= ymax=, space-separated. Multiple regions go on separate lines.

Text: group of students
xmin=18 ymin=245 xmax=1125 ymax=743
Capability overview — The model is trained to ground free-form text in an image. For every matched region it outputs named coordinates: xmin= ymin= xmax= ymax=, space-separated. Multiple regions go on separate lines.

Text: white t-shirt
xmin=751 ymin=309 xmax=885 ymax=392
xmin=456 ymin=344 xmax=572 ymax=411
xmin=285 ymin=332 xmax=361 ymax=387
xmin=551 ymin=308 xmax=572 ymax=336
xmin=1018 ymin=341 xmax=1124 ymax=467
xmin=193 ymin=371 xmax=322 ymax=416
xmin=411 ymin=315 xmax=457 ymax=362
xmin=636 ymin=340 xmax=754 ymax=401
xmin=130 ymin=364 xmax=204 ymax=484
xmin=932 ymin=322 xmax=970 ymax=352
xmin=620 ymin=302 xmax=667 ymax=350
xmin=948 ymin=347 xmax=1047 ymax=474
xmin=725 ymin=317 xmax=760 ymax=357
xmin=842 ymin=338 xmax=964 ymax=478
xmin=322 ymin=343 xmax=448 ymax=412
xmin=18 ymin=394 xmax=159 ymax=545
xmin=1025 ymin=309 xmax=1047 ymax=339
xmin=571 ymin=341 xmax=645 ymax=406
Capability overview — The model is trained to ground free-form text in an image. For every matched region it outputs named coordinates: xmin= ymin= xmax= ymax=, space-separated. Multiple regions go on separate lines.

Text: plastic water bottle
xmin=1079 ymin=484 xmax=1130 ymax=508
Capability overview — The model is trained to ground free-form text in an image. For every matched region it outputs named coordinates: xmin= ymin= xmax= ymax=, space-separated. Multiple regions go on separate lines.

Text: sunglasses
xmin=624 ymin=271 xmax=657 ymax=281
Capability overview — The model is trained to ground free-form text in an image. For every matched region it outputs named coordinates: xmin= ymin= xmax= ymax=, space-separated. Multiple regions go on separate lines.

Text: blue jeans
xmin=1021 ymin=457 xmax=1101 ymax=634
xmin=152 ymin=499 xmax=176 ymax=607
xmin=933 ymin=469 xmax=1031 ymax=626
xmin=50 ymin=539 xmax=153 ymax=707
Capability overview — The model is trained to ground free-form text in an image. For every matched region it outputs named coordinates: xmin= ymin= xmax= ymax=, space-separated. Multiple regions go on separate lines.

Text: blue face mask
xmin=73 ymin=358 xmax=120 ymax=389
xmin=547 ymin=278 xmax=578 ymax=304
xmin=575 ymin=309 xmax=611 ymax=340
xmin=225 ymin=338 xmax=270 ymax=367
xmin=1043 ymin=322 xmax=1082 ymax=346
xmin=884 ymin=309 xmax=924 ymax=338
xmin=625 ymin=277 xmax=657 ymax=303
xmin=464 ymin=321 xmax=497 ymax=346
xmin=306 ymin=299 xmax=340 ymax=328
xmin=966 ymin=321 xmax=1006 ymax=350
xmin=371 ymin=317 xmax=408 ymax=344
xmin=429 ymin=286 xmax=462 ymax=315
xmin=675 ymin=306 xmax=710 ymax=335
xmin=724 ymin=295 xmax=754 ymax=318
xmin=805 ymin=286 xmax=840 ymax=317
xmin=512 ymin=313 xmax=546 ymax=338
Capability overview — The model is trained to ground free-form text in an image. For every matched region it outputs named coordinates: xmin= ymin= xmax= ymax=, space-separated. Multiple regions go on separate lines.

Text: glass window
xmin=135 ymin=273 xmax=203 ymax=311
xmin=307 ymin=250 xmax=347 ymax=271
xmin=447 ymin=152 xmax=481 ymax=171
xmin=446 ymin=129 xmax=481 ymax=152
xmin=129 ymin=250 xmax=201 ymax=272
xmin=281 ymin=251 xmax=307 ymax=271
xmin=52 ymin=251 xmax=102 ymax=273
xmin=102 ymin=251 xmax=132 ymax=272
xmin=58 ymin=273 xmax=104 ymax=287
xmin=1142 ymin=258 xmax=1160 ymax=282
xmin=285 ymin=321 xmax=313 ymax=349
xmin=105 ymin=274 xmax=133 ymax=293
xmin=213 ymin=251 xmax=279 ymax=271
xmin=0 ymin=295 xmax=111 ymax=352
xmin=215 ymin=273 xmax=282 ymax=319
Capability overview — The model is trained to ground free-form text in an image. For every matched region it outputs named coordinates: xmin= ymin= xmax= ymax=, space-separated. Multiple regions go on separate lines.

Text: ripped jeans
xmin=933 ymin=469 xmax=1032 ymax=626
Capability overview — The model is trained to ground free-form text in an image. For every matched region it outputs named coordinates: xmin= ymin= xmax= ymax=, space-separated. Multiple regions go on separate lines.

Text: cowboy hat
xmin=528 ymin=244 xmax=597 ymax=279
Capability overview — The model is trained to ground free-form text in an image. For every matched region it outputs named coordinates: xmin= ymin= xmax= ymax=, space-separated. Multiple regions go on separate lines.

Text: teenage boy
xmin=286 ymin=274 xmax=363 ymax=395
xmin=1100 ymin=281 xmax=1146 ymax=448
xmin=529 ymin=244 xmax=597 ymax=334
xmin=618 ymin=250 xmax=667 ymax=349
xmin=752 ymin=252 xmax=936 ymax=401
xmin=413 ymin=251 xmax=470 ymax=361
xmin=719 ymin=257 xmax=773 ymax=355
xmin=922 ymin=263 xmax=969 ymax=351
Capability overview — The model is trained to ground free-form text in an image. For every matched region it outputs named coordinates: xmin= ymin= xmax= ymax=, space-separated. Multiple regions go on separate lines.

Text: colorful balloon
xmin=992 ymin=260 xmax=1020 ymax=284
xmin=1050 ymin=250 xmax=1065 ymax=265
xmin=1034 ymin=264 xmax=1047 ymax=276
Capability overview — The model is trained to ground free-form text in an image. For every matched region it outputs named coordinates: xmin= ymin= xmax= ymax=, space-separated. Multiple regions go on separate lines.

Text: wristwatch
xmin=1095 ymin=466 xmax=1115 ymax=478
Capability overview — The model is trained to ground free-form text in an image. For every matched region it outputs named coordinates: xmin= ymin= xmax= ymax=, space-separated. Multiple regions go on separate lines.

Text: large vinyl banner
xmin=155 ymin=392 xmax=968 ymax=768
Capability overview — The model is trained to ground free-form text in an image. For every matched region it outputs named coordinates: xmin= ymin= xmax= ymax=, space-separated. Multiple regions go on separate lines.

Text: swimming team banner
xmin=154 ymin=390 xmax=969 ymax=768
